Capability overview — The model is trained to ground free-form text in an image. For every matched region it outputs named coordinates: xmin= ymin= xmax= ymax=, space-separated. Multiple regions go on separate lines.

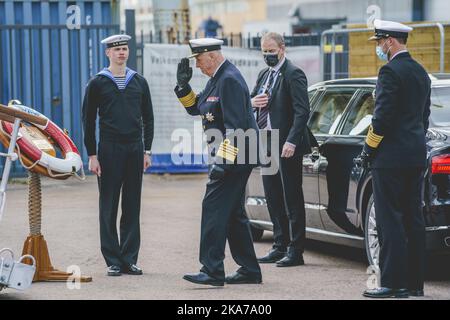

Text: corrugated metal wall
xmin=0 ymin=0 xmax=119 ymax=176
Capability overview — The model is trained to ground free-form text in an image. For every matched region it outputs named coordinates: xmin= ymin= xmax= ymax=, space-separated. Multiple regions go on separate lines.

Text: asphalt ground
xmin=0 ymin=174 xmax=449 ymax=300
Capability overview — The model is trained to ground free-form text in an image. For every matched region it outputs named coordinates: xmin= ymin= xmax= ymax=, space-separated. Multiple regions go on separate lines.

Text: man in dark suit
xmin=355 ymin=20 xmax=431 ymax=298
xmin=253 ymin=32 xmax=313 ymax=267
xmin=174 ymin=38 xmax=262 ymax=286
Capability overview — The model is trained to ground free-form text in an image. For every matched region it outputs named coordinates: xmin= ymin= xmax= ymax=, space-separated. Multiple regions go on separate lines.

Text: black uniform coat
xmin=369 ymin=52 xmax=431 ymax=168
xmin=175 ymin=60 xmax=259 ymax=169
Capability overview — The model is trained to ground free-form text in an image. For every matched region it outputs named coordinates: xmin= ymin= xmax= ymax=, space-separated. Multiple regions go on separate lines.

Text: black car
xmin=245 ymin=75 xmax=450 ymax=266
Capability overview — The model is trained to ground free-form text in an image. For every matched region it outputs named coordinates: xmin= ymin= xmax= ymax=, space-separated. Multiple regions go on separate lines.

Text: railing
xmin=136 ymin=31 xmax=320 ymax=74
xmin=321 ymin=22 xmax=449 ymax=80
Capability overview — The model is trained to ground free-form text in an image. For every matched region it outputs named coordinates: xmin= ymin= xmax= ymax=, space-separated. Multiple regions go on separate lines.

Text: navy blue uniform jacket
xmin=82 ymin=69 xmax=154 ymax=156
xmin=367 ymin=52 xmax=431 ymax=168
xmin=175 ymin=60 xmax=259 ymax=171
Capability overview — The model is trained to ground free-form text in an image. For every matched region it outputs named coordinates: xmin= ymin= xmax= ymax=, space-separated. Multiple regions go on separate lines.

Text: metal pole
xmin=320 ymin=33 xmax=326 ymax=81
xmin=331 ymin=33 xmax=336 ymax=80
xmin=141 ymin=29 xmax=144 ymax=73
xmin=0 ymin=118 xmax=21 ymax=221
xmin=436 ymin=23 xmax=445 ymax=73
xmin=125 ymin=9 xmax=137 ymax=70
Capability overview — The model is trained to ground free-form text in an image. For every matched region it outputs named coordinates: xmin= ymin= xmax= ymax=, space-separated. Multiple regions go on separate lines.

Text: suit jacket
xmin=370 ymin=52 xmax=431 ymax=168
xmin=175 ymin=60 xmax=259 ymax=171
xmin=251 ymin=58 xmax=314 ymax=157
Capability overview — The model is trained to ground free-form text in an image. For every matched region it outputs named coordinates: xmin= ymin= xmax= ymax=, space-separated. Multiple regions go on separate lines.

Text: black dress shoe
xmin=257 ymin=248 xmax=286 ymax=263
xmin=183 ymin=272 xmax=224 ymax=287
xmin=363 ymin=287 xmax=409 ymax=298
xmin=225 ymin=272 xmax=262 ymax=284
xmin=107 ymin=265 xmax=122 ymax=276
xmin=276 ymin=250 xmax=304 ymax=267
xmin=122 ymin=264 xmax=143 ymax=275
xmin=409 ymin=289 xmax=424 ymax=297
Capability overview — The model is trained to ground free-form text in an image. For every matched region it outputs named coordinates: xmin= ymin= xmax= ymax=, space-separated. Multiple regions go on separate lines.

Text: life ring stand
xmin=0 ymin=100 xmax=91 ymax=283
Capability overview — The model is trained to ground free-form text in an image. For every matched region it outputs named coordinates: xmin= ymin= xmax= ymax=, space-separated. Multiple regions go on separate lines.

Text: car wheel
xmin=364 ymin=195 xmax=380 ymax=268
xmin=250 ymin=225 xmax=264 ymax=241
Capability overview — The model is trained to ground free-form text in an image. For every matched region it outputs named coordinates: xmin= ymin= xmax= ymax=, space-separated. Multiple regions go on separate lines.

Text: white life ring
xmin=0 ymin=104 xmax=82 ymax=175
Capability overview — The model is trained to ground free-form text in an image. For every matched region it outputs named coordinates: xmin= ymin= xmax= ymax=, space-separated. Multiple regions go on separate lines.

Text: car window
xmin=308 ymin=89 xmax=317 ymax=101
xmin=430 ymin=86 xmax=450 ymax=126
xmin=308 ymin=88 xmax=320 ymax=106
xmin=308 ymin=88 xmax=356 ymax=134
xmin=341 ymin=91 xmax=375 ymax=135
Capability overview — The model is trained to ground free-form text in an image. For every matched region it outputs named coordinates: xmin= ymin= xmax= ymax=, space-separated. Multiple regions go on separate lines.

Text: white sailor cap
xmin=101 ymin=34 xmax=132 ymax=48
xmin=369 ymin=19 xmax=413 ymax=41
xmin=187 ymin=38 xmax=224 ymax=58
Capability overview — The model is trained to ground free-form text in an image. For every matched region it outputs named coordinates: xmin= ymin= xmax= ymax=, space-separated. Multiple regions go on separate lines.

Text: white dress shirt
xmin=390 ymin=49 xmax=408 ymax=61
xmin=256 ymin=56 xmax=296 ymax=148
xmin=212 ymin=59 xmax=227 ymax=78
xmin=264 ymin=56 xmax=285 ymax=130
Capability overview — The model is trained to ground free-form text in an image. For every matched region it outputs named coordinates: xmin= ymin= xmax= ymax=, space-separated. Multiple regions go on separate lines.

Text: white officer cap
xmin=187 ymin=38 xmax=224 ymax=58
xmin=369 ymin=19 xmax=413 ymax=41
xmin=101 ymin=34 xmax=132 ymax=48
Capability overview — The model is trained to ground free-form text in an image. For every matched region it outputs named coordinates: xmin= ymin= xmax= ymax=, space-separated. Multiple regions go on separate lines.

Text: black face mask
xmin=263 ymin=53 xmax=279 ymax=67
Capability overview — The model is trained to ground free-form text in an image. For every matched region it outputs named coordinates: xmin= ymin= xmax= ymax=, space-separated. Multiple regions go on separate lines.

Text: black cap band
xmin=374 ymin=28 xmax=409 ymax=39
xmin=190 ymin=44 xmax=222 ymax=55
xmin=107 ymin=40 xmax=129 ymax=48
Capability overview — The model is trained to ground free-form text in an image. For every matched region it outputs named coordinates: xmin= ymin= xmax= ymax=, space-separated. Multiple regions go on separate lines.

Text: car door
xmin=245 ymin=87 xmax=324 ymax=227
xmin=300 ymin=87 xmax=325 ymax=229
xmin=305 ymin=86 xmax=357 ymax=230
xmin=317 ymin=88 xmax=375 ymax=236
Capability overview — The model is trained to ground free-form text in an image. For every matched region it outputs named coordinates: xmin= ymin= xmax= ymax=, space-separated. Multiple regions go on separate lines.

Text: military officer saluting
xmin=175 ymin=38 xmax=262 ymax=286
xmin=355 ymin=20 xmax=431 ymax=298
xmin=82 ymin=34 xmax=154 ymax=277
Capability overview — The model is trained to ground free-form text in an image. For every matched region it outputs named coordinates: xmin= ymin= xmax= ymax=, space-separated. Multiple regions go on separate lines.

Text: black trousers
xmin=372 ymin=168 xmax=425 ymax=290
xmin=97 ymin=140 xmax=143 ymax=267
xmin=262 ymin=155 xmax=306 ymax=253
xmin=199 ymin=166 xmax=261 ymax=280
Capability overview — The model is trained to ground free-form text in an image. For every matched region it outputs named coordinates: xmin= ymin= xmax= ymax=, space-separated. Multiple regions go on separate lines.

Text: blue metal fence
xmin=0 ymin=0 xmax=119 ymax=176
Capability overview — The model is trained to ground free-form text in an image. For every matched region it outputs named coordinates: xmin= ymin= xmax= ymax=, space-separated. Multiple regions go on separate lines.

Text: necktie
xmin=257 ymin=70 xmax=276 ymax=129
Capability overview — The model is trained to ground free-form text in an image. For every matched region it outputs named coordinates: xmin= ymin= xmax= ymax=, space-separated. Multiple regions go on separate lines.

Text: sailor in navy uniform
xmin=354 ymin=20 xmax=431 ymax=298
xmin=82 ymin=34 xmax=154 ymax=277
xmin=175 ymin=38 xmax=262 ymax=286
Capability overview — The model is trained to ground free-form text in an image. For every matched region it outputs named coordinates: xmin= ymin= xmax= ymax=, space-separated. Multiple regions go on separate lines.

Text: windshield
xmin=430 ymin=86 xmax=450 ymax=126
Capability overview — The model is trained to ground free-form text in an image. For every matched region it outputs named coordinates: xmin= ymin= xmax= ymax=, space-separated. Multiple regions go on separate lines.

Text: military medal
xmin=205 ymin=112 xmax=214 ymax=122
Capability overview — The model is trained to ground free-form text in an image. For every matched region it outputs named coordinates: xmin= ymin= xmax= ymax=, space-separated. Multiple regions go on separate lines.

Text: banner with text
xmin=143 ymin=44 xmax=320 ymax=173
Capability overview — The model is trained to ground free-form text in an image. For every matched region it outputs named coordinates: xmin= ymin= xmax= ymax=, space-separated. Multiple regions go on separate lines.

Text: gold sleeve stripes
xmin=365 ymin=125 xmax=384 ymax=148
xmin=216 ymin=139 xmax=239 ymax=162
xmin=178 ymin=90 xmax=197 ymax=108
